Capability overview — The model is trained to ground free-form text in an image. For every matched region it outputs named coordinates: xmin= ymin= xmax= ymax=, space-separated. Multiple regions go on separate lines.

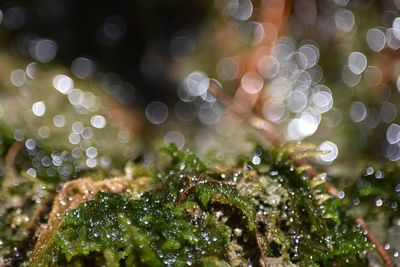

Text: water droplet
xmin=349 ymin=101 xmax=367 ymax=123
xmin=32 ymin=101 xmax=46 ymax=117
xmin=145 ymin=101 xmax=168 ymax=124
xmin=53 ymin=115 xmax=66 ymax=128
xmin=27 ymin=168 xmax=36 ymax=177
xmin=241 ymin=73 xmax=263 ymax=94
xmin=53 ymin=75 xmax=74 ymax=94
xmin=257 ymin=55 xmax=279 ymax=78
xmin=30 ymin=39 xmax=57 ymax=63
xmin=86 ymin=147 xmax=98 ymax=158
xmin=335 ymin=9 xmax=355 ymax=32
xmin=71 ymin=57 xmax=95 ymax=79
xmin=68 ymin=133 xmax=81 ymax=145
xmin=86 ymin=158 xmax=97 ymax=168
xmin=386 ymin=124 xmax=400 ymax=144
xmin=90 ymin=115 xmax=107 ymax=129
xmin=366 ymin=28 xmax=386 ymax=52
xmin=185 ymin=71 xmax=209 ymax=96
xmin=381 ymin=103 xmax=397 ymax=123
xmin=10 ymin=69 xmax=26 ymax=87
xmin=348 ymin=52 xmax=367 ymax=75
xmin=318 ymin=141 xmax=339 ymax=163
xmin=217 ymin=57 xmax=240 ymax=81
xmin=226 ymin=0 xmax=253 ymax=21
xmin=375 ymin=197 xmax=383 ymax=207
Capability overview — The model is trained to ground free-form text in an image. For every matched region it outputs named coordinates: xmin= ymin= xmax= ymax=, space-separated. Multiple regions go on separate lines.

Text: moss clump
xmin=56 ymin=192 xmax=233 ymax=266
xmin=29 ymin=144 xmax=372 ymax=266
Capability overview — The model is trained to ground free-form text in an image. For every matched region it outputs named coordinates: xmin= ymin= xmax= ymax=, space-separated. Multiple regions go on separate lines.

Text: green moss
xmin=53 ymin=192 xmax=232 ymax=266
xmin=334 ymin=164 xmax=400 ymax=265
xmin=193 ymin=182 xmax=256 ymax=231
xmin=28 ymin=144 xmax=372 ymax=266
xmin=247 ymin=147 xmax=372 ymax=265
xmin=0 ymin=175 xmax=54 ymax=265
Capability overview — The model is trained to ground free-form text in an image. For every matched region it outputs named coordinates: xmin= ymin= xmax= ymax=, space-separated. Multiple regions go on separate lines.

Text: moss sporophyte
xmin=3 ymin=144 xmax=371 ymax=266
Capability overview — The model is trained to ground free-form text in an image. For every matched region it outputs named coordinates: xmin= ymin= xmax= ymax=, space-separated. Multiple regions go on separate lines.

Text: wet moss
xmin=26 ymin=144 xmax=372 ymax=266
xmin=335 ymin=164 xmax=400 ymax=265
xmin=0 ymin=173 xmax=54 ymax=266
xmin=49 ymin=192 xmax=232 ymax=266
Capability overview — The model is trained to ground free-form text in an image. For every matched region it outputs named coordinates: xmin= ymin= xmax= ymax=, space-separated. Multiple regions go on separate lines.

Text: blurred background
xmin=1 ymin=0 xmax=400 ymax=170
xmin=1 ymin=0 xmax=400 ymax=265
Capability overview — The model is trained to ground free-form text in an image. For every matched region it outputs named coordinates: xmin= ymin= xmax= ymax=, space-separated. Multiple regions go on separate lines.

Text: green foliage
xmin=243 ymin=147 xmax=372 ymax=266
xmin=27 ymin=144 xmax=372 ymax=266
xmin=335 ymin=164 xmax=400 ymax=265
xmin=53 ymin=192 xmax=232 ymax=266
xmin=343 ymin=164 xmax=400 ymax=221
xmin=0 ymin=167 xmax=55 ymax=266
xmin=161 ymin=144 xmax=207 ymax=174
xmin=193 ymin=182 xmax=256 ymax=231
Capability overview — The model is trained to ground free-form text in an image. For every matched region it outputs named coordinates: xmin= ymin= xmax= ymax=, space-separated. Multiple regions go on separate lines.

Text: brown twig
xmin=232 ymin=0 xmax=292 ymax=115
xmin=208 ymin=82 xmax=394 ymax=267
xmin=209 ymin=82 xmax=283 ymax=145
xmin=356 ymin=218 xmax=394 ymax=267
xmin=5 ymin=142 xmax=21 ymax=180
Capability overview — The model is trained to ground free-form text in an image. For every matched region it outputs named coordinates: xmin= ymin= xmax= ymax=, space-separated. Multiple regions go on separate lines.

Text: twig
xmin=209 ymin=82 xmax=283 ymax=145
xmin=356 ymin=218 xmax=394 ymax=267
xmin=232 ymin=0 xmax=292 ymax=114
xmin=5 ymin=142 xmax=22 ymax=181
xmin=208 ymin=82 xmax=394 ymax=267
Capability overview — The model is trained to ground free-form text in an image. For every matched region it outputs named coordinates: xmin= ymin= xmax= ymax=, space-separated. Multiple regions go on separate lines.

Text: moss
xmin=334 ymin=164 xmax=400 ymax=265
xmin=0 ymin=175 xmax=54 ymax=266
xmin=27 ymin=144 xmax=371 ymax=266
xmin=247 ymin=147 xmax=372 ymax=265
xmin=50 ymin=192 xmax=232 ymax=266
